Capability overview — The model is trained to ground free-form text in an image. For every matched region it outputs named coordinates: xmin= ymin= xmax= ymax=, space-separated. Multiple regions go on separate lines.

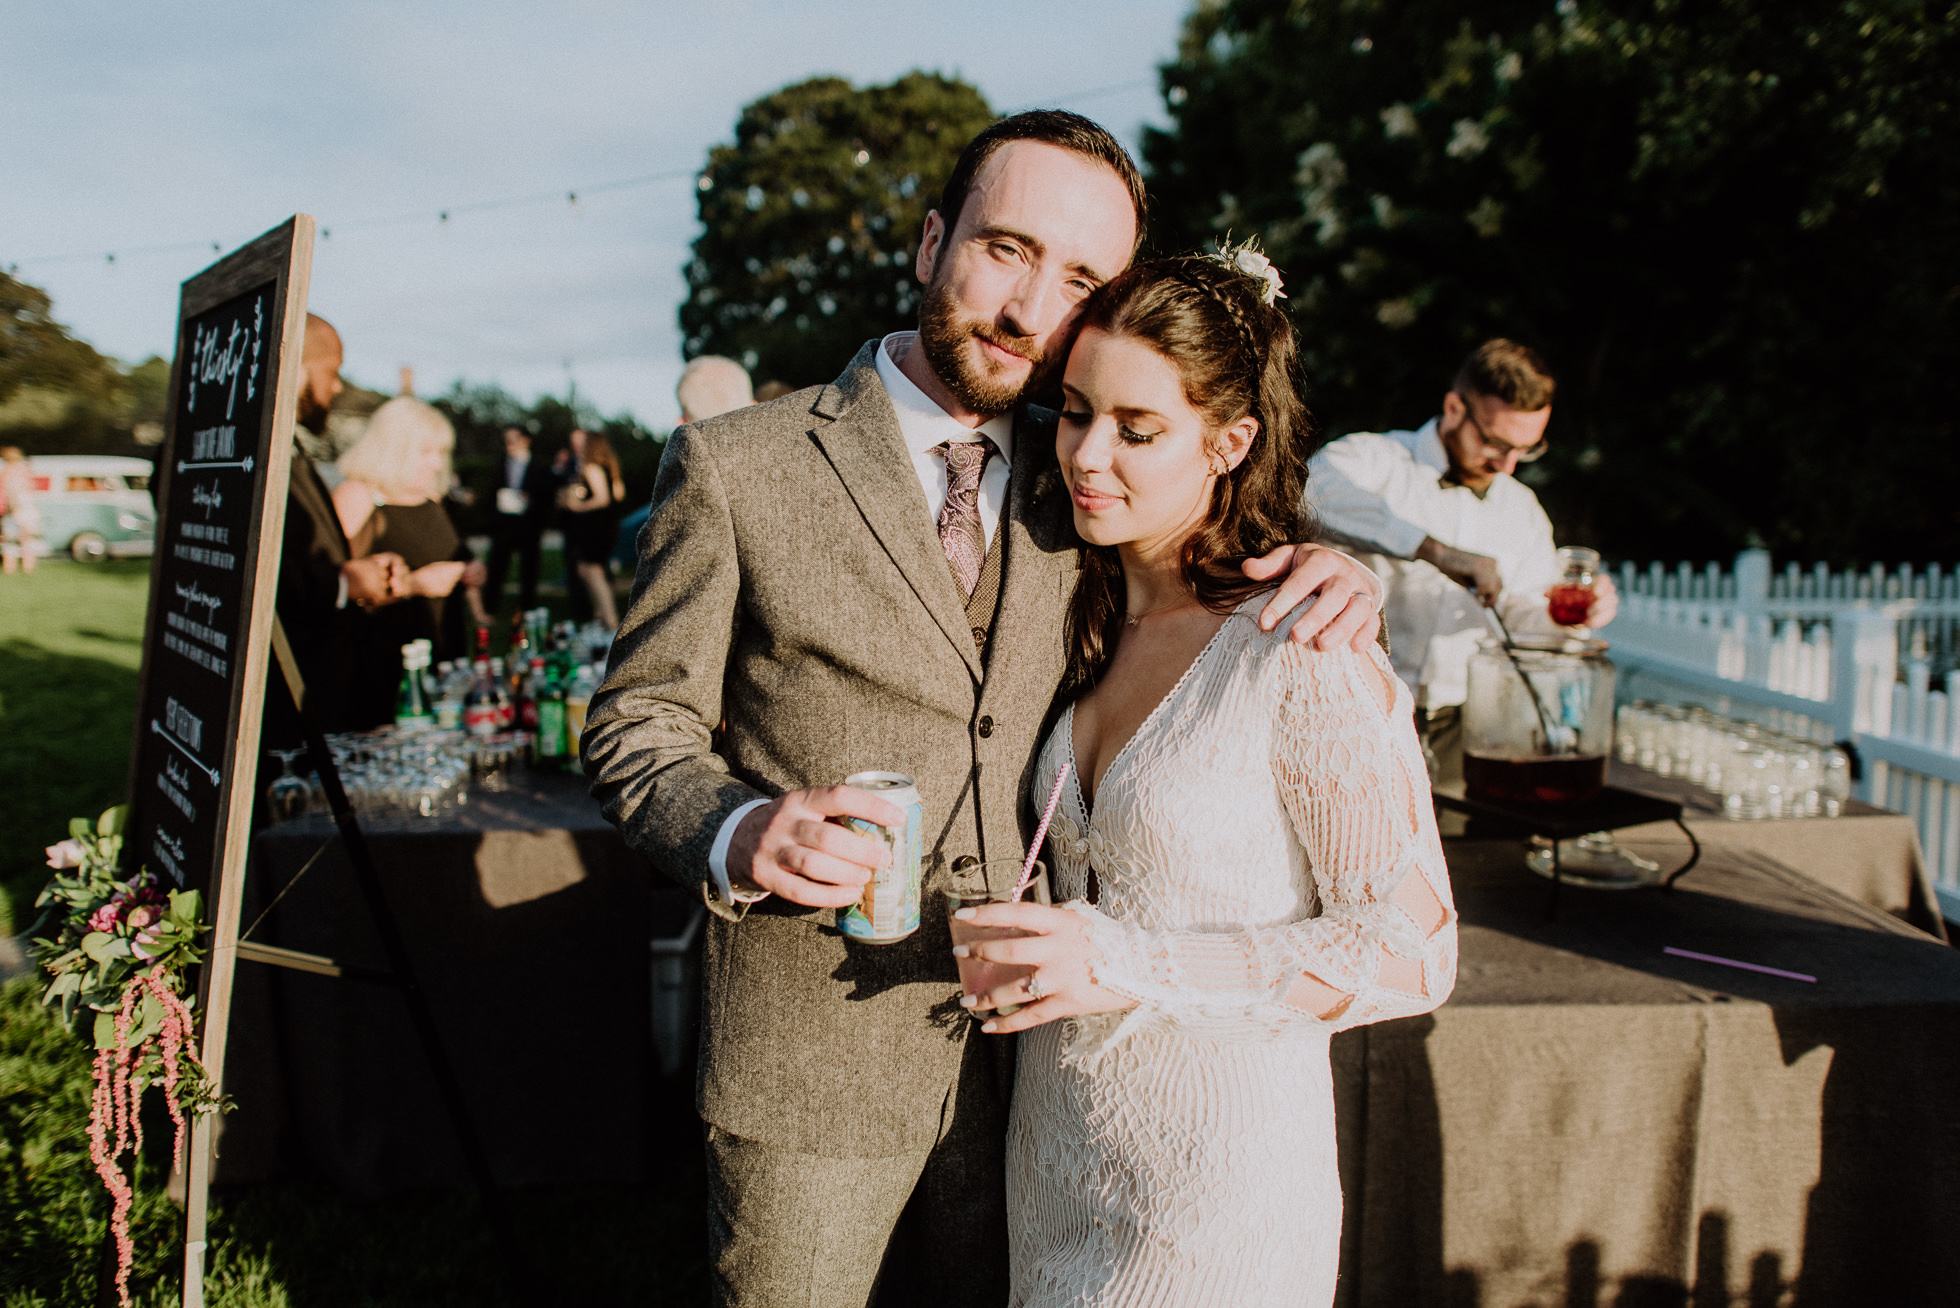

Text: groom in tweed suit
xmin=583 ymin=113 xmax=1382 ymax=1307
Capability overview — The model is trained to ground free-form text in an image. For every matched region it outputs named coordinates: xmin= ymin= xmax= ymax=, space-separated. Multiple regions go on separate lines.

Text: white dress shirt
xmin=1308 ymin=418 xmax=1562 ymax=710
xmin=707 ymin=332 xmax=1015 ymax=905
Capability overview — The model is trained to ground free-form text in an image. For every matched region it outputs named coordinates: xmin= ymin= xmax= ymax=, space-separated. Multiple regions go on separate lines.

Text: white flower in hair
xmin=1209 ymin=240 xmax=1287 ymax=306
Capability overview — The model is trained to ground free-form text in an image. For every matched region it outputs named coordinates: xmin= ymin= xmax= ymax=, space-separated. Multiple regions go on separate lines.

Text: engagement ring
xmin=1025 ymin=974 xmax=1047 ymax=1002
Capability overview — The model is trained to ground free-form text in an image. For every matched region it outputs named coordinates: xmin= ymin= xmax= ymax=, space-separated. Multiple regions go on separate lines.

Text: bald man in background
xmin=263 ymin=313 xmax=408 ymax=743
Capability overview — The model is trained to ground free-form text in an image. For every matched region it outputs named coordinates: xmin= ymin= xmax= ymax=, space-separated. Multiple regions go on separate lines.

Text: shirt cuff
xmin=709 ymin=798 xmax=773 ymax=906
xmin=335 ymin=571 xmax=349 ymax=609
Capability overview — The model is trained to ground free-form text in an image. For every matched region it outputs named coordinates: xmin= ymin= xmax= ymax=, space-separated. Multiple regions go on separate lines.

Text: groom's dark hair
xmin=936 ymin=111 xmax=1148 ymax=255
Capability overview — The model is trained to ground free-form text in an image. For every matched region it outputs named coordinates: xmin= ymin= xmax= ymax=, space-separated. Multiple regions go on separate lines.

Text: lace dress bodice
xmin=1007 ymin=595 xmax=1457 ymax=1307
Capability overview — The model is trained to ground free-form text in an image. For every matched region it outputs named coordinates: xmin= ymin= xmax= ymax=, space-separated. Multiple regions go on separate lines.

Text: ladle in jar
xmin=1482 ymin=605 xmax=1578 ymax=755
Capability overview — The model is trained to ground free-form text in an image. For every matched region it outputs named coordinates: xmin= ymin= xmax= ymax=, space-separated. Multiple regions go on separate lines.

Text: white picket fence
xmin=1605 ymin=550 xmax=1960 ymax=921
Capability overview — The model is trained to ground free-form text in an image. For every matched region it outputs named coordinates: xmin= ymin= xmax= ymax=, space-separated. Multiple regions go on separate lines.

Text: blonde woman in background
xmin=559 ymin=427 xmax=625 ymax=630
xmin=1 ymin=446 xmax=43 ymax=574
xmin=332 ymin=397 xmax=487 ymax=726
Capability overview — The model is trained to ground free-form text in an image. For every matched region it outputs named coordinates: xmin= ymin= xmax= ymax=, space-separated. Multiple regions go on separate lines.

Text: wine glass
xmin=265 ymin=749 xmax=312 ymax=824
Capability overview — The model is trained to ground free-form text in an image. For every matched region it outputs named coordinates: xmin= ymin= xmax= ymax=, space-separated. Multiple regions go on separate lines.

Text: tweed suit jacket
xmin=583 ymin=341 xmax=1079 ymax=1155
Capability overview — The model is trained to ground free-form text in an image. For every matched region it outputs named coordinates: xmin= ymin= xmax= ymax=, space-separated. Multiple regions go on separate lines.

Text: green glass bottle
xmin=535 ymin=659 xmax=569 ymax=763
xmin=394 ymin=640 xmax=436 ymax=730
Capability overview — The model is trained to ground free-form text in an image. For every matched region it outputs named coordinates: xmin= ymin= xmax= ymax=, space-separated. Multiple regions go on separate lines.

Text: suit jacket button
xmin=972 ymin=626 xmax=988 ymax=646
xmin=977 ymin=715 xmax=994 ymax=738
xmin=952 ymin=855 xmax=978 ymax=872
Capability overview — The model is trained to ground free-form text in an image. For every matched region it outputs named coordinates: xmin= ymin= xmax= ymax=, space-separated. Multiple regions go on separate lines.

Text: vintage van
xmin=20 ymin=455 xmax=157 ymax=561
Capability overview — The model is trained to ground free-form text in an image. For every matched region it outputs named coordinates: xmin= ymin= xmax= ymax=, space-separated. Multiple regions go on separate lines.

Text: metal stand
xmin=173 ymin=621 xmax=541 ymax=1306
xmin=1434 ymin=783 xmax=1701 ymax=920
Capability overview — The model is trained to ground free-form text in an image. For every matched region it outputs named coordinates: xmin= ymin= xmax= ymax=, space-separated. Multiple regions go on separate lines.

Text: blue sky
xmin=5 ymin=1 xmax=1189 ymax=427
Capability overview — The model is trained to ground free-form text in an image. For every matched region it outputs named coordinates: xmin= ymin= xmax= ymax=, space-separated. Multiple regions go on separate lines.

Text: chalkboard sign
xmin=126 ymin=219 xmax=312 ymax=923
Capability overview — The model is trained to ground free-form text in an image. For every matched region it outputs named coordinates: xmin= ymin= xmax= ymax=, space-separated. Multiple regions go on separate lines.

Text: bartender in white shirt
xmin=1306 ymin=339 xmax=1617 ymax=786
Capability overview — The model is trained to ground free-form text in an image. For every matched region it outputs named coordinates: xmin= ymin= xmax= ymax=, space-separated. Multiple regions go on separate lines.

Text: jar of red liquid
xmin=1547 ymin=546 xmax=1601 ymax=627
xmin=1462 ymin=634 xmax=1616 ymax=806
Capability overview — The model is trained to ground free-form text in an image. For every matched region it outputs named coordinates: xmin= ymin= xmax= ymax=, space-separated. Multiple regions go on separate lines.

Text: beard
xmin=915 ymin=278 xmax=1059 ymax=416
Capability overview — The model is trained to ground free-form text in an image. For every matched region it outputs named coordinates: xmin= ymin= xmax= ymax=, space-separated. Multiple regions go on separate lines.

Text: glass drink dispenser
xmin=1462 ymin=635 xmax=1616 ymax=805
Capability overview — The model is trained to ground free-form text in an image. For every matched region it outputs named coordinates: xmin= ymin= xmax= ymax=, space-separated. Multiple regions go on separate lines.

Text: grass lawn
xmin=1 ymin=559 xmax=708 ymax=1305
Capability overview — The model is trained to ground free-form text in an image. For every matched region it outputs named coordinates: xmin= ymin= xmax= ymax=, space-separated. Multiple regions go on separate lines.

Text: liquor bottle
xmin=463 ymin=654 xmax=501 ymax=737
xmin=395 ymin=641 xmax=436 ymax=730
xmin=489 ymin=657 xmax=515 ymax=729
xmin=535 ymin=659 xmax=569 ymax=764
xmin=475 ymin=624 xmax=493 ymax=659
xmin=517 ymin=656 xmax=544 ymax=732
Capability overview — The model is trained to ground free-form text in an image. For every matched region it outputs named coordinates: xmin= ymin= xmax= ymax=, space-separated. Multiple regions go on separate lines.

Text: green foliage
xmin=0 ymin=270 xmax=169 ymax=458
xmin=680 ymin=71 xmax=997 ymax=388
xmin=1144 ymin=0 xmax=1960 ymax=564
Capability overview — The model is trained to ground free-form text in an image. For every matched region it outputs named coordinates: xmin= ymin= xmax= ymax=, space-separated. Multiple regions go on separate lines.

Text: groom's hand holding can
xmin=726 ymin=786 xmax=904 ymax=907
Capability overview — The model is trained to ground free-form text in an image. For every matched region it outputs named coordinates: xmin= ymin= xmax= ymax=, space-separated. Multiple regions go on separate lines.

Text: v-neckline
xmin=1067 ymin=607 xmax=1241 ymax=823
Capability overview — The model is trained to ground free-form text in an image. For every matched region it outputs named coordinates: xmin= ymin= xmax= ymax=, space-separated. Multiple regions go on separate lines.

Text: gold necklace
xmin=1124 ymin=595 xmax=1196 ymax=627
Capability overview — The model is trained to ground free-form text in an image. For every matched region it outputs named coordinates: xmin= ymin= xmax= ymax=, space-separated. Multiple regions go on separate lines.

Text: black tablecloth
xmin=213 ymin=771 xmax=692 ymax=1194
xmin=1332 ymin=838 xmax=1960 ymax=1306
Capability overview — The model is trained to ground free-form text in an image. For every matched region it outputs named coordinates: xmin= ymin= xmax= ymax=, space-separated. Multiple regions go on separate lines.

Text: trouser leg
xmin=707 ymin=1125 xmax=929 ymax=1308
xmin=515 ymin=533 xmax=542 ymax=611
xmin=485 ymin=534 xmax=515 ymax=618
xmin=873 ymin=1031 xmax=1013 ymax=1307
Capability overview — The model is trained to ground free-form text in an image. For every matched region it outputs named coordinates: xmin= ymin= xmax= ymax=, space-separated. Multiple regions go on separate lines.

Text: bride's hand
xmin=951 ymin=901 xmax=1137 ymax=1034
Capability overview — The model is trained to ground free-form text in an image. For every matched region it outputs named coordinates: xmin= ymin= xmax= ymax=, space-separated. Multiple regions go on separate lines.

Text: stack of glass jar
xmin=1614 ymin=702 xmax=1853 ymax=820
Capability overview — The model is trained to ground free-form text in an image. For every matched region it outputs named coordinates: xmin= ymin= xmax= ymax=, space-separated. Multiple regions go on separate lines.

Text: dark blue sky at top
xmin=5 ymin=1 xmax=1185 ymax=425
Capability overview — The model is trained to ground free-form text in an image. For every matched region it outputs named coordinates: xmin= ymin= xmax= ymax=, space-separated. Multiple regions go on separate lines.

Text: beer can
xmin=835 ymin=771 xmax=924 ymax=944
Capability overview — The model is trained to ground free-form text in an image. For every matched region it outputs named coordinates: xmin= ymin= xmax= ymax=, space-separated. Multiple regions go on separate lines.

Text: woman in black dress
xmin=332 ymin=397 xmax=486 ymax=727
xmin=559 ymin=428 xmax=625 ymax=630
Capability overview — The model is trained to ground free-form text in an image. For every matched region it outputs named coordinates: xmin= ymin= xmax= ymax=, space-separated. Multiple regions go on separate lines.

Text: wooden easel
xmin=114 ymin=217 xmax=532 ymax=1307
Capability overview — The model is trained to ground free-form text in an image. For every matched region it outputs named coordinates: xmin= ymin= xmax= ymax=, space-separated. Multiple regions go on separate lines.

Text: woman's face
xmin=413 ymin=440 xmax=448 ymax=497
xmin=1056 ymin=327 xmax=1253 ymax=558
xmin=570 ymin=428 xmax=588 ymax=456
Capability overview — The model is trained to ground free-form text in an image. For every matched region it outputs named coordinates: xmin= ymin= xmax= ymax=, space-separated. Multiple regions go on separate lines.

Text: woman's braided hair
xmin=1060 ymin=246 xmax=1319 ymax=691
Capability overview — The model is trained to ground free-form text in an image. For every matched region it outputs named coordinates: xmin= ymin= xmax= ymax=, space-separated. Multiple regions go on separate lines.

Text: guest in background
xmin=560 ymin=427 xmax=625 ymax=630
xmin=1306 ymin=339 xmax=1617 ymax=787
xmin=333 ymin=397 xmax=486 ymax=726
xmin=480 ymin=425 xmax=557 ymax=621
xmin=264 ymin=313 xmax=409 ymax=761
xmin=610 ymin=357 xmax=758 ymax=572
xmin=0 ymin=446 xmax=43 ymax=574
xmin=677 ymin=354 xmax=754 ymax=422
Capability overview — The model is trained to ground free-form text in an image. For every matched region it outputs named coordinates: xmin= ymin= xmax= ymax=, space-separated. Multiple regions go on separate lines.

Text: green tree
xmin=1144 ymin=0 xmax=1960 ymax=564
xmin=680 ymin=72 xmax=996 ymax=388
xmin=0 ymin=270 xmax=170 ymax=457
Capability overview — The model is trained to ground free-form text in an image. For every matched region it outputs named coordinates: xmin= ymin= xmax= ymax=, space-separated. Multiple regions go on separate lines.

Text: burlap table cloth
xmin=213 ymin=771 xmax=691 ymax=1194
xmin=1604 ymin=760 xmax=1946 ymax=939
xmin=1332 ymin=838 xmax=1960 ymax=1307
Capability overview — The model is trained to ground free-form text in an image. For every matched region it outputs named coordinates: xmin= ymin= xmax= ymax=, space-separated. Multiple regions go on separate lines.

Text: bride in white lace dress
xmin=951 ymin=250 xmax=1458 ymax=1307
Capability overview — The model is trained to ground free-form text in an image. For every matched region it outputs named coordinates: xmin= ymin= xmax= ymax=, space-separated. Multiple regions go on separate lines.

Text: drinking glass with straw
xmin=946 ymin=764 xmax=1072 ymax=1016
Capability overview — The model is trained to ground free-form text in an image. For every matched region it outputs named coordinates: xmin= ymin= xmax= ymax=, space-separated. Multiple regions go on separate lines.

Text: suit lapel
xmin=985 ymin=407 xmax=1077 ymax=696
xmin=810 ymin=343 xmax=983 ymax=679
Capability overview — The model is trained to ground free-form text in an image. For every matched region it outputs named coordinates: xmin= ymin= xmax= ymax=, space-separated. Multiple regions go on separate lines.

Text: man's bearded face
xmin=915 ymin=269 xmax=1061 ymax=417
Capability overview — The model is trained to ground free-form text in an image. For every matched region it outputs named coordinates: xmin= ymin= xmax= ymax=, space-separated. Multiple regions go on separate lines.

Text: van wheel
xmin=70 ymin=532 xmax=109 ymax=563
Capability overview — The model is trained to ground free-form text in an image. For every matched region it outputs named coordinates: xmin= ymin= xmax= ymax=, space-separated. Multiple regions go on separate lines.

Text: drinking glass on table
xmin=947 ymin=859 xmax=1043 ymax=1017
xmin=1548 ymin=546 xmax=1601 ymax=628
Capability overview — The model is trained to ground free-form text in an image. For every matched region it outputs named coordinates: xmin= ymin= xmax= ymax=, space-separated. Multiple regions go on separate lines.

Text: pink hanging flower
xmin=88 ymin=903 xmax=121 ymax=934
xmin=47 ymin=838 xmax=87 ymax=869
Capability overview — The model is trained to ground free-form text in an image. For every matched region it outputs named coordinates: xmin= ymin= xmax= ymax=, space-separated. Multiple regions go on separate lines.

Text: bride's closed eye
xmin=1058 ymin=409 xmax=1091 ymax=426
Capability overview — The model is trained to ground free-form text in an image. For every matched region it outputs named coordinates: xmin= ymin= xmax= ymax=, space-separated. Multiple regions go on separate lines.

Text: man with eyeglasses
xmin=1306 ymin=338 xmax=1617 ymax=787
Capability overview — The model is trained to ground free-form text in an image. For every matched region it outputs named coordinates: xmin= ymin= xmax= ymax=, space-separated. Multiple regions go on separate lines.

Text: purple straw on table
xmin=1012 ymin=763 xmax=1072 ymax=903
xmin=1664 ymin=946 xmax=1816 ymax=984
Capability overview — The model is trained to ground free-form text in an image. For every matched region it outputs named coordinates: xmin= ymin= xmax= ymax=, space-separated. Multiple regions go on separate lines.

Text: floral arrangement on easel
xmin=31 ymin=805 xmax=228 ymax=1306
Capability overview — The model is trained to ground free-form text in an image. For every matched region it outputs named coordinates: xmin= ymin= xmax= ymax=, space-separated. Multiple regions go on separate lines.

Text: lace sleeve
xmin=1070 ymin=641 xmax=1457 ymax=1043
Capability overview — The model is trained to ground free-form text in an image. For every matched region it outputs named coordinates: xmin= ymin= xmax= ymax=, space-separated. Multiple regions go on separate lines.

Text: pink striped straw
xmin=1013 ymin=763 xmax=1072 ymax=902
